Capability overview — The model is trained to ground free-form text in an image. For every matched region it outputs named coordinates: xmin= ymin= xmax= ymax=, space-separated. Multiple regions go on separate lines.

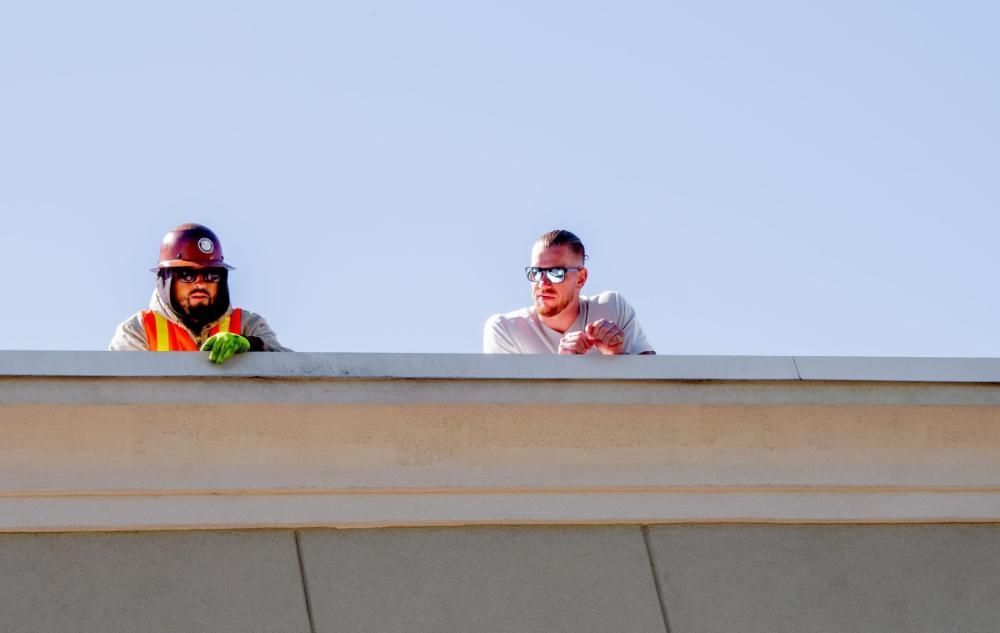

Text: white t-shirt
xmin=483 ymin=291 xmax=654 ymax=354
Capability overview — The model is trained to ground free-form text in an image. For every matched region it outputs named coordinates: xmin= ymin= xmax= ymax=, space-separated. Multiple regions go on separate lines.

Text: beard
xmin=183 ymin=299 xmax=217 ymax=325
xmin=535 ymin=294 xmax=574 ymax=318
xmin=162 ymin=271 xmax=230 ymax=332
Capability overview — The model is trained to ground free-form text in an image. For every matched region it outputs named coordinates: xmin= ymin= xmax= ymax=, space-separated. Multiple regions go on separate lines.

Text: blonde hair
xmin=535 ymin=229 xmax=587 ymax=262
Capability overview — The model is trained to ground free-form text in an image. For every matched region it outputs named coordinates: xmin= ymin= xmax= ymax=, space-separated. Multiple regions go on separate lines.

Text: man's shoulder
xmin=119 ymin=308 xmax=153 ymax=326
xmin=582 ymin=290 xmax=629 ymax=308
xmin=236 ymin=308 xmax=277 ymax=329
xmin=130 ymin=307 xmax=186 ymax=325
xmin=486 ymin=305 xmax=534 ymax=327
xmin=483 ymin=306 xmax=539 ymax=353
xmin=109 ymin=310 xmax=153 ymax=351
xmin=116 ymin=307 xmax=180 ymax=336
xmin=581 ymin=291 xmax=640 ymax=324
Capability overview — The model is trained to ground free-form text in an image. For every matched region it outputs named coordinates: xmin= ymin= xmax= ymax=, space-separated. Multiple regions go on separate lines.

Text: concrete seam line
xmin=294 ymin=531 xmax=317 ymax=633
xmin=642 ymin=525 xmax=672 ymax=633
xmin=792 ymin=357 xmax=803 ymax=380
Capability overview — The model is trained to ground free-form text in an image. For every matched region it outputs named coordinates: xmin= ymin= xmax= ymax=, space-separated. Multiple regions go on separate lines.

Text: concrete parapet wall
xmin=3 ymin=352 xmax=1000 ymax=530
xmin=4 ymin=353 xmax=1000 ymax=632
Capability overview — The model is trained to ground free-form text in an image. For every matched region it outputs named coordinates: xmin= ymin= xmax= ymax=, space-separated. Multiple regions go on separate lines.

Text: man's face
xmin=170 ymin=268 xmax=221 ymax=318
xmin=530 ymin=244 xmax=587 ymax=318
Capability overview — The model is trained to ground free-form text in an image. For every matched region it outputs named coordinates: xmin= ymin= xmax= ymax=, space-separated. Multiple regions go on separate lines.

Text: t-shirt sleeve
xmin=613 ymin=293 xmax=655 ymax=355
xmin=483 ymin=314 xmax=519 ymax=354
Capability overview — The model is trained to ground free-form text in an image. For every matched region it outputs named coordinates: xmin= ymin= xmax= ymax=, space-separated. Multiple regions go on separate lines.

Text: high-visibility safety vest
xmin=140 ymin=309 xmax=243 ymax=352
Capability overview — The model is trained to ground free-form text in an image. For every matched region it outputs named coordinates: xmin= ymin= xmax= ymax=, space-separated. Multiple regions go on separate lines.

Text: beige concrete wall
xmin=3 ymin=352 xmax=1000 ymax=530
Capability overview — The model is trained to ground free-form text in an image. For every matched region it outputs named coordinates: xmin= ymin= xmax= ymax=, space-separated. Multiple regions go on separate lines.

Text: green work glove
xmin=201 ymin=332 xmax=251 ymax=364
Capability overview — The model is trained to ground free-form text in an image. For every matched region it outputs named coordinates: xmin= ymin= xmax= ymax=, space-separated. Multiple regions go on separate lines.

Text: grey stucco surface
xmin=0 ymin=531 xmax=309 ymax=633
xmin=4 ymin=525 xmax=1000 ymax=633
xmin=647 ymin=524 xmax=1000 ymax=633
xmin=298 ymin=526 xmax=667 ymax=633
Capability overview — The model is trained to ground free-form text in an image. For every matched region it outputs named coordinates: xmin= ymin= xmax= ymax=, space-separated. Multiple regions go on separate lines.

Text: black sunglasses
xmin=175 ymin=269 xmax=223 ymax=284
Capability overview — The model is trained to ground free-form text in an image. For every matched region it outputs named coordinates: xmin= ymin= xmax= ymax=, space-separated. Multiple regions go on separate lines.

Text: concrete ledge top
xmin=2 ymin=351 xmax=1000 ymax=383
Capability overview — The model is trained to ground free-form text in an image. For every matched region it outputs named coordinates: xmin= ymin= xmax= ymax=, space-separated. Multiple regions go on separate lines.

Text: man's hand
xmin=585 ymin=319 xmax=626 ymax=355
xmin=201 ymin=332 xmax=251 ymax=364
xmin=558 ymin=330 xmax=595 ymax=355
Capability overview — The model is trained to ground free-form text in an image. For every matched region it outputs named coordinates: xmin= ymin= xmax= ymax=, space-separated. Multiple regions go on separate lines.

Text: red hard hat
xmin=151 ymin=223 xmax=236 ymax=271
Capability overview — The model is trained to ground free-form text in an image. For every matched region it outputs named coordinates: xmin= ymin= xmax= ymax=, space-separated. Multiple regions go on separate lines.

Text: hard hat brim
xmin=151 ymin=259 xmax=236 ymax=272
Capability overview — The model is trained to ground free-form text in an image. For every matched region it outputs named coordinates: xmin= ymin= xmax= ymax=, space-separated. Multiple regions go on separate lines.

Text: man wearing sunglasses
xmin=110 ymin=223 xmax=289 ymax=362
xmin=484 ymin=229 xmax=654 ymax=355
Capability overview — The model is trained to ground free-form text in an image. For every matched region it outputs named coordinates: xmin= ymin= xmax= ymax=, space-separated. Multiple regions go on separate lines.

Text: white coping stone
xmin=3 ymin=350 xmax=1000 ymax=382
xmin=795 ymin=355 xmax=1000 ymax=382
xmin=0 ymin=350 xmax=798 ymax=380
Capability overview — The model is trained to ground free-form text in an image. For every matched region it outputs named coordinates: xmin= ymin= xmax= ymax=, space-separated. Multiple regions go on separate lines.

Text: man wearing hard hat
xmin=110 ymin=223 xmax=290 ymax=362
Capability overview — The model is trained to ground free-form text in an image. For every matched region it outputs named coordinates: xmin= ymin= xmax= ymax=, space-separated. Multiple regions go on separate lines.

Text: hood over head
xmin=150 ymin=269 xmax=232 ymax=334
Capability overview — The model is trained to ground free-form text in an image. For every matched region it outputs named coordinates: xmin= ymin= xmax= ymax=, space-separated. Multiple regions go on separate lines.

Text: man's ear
xmin=577 ymin=267 xmax=588 ymax=289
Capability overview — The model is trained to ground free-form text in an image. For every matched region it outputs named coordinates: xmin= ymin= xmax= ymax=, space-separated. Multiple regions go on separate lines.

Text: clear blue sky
xmin=1 ymin=1 xmax=997 ymax=356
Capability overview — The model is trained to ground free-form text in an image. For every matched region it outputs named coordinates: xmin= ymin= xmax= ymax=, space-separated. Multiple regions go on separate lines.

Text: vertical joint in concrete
xmin=642 ymin=526 xmax=672 ymax=633
xmin=294 ymin=531 xmax=317 ymax=633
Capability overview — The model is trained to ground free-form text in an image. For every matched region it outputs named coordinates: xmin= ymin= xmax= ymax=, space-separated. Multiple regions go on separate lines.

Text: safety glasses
xmin=525 ymin=266 xmax=583 ymax=284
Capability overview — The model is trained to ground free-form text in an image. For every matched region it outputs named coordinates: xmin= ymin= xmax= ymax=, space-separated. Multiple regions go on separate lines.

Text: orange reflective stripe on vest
xmin=141 ymin=310 xmax=171 ymax=352
xmin=214 ymin=308 xmax=241 ymax=337
xmin=141 ymin=308 xmax=243 ymax=352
